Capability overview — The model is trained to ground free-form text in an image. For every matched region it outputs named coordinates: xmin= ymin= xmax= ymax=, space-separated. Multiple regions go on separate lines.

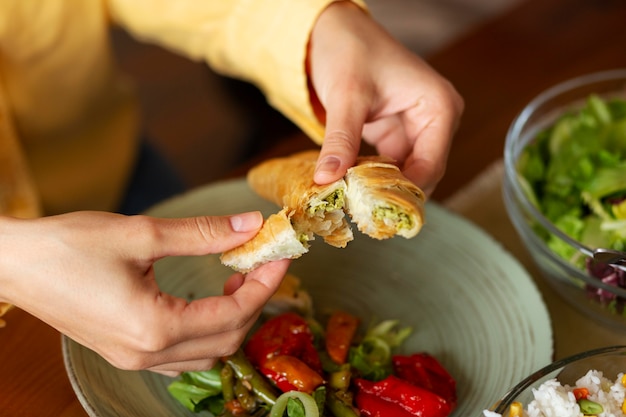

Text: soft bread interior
xmin=247 ymin=151 xmax=353 ymax=248
xmin=292 ymin=179 xmax=353 ymax=248
xmin=220 ymin=208 xmax=311 ymax=273
xmin=345 ymin=160 xmax=425 ymax=240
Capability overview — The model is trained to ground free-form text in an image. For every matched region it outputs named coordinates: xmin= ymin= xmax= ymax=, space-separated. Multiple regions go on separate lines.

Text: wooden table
xmin=2 ymin=0 xmax=626 ymax=415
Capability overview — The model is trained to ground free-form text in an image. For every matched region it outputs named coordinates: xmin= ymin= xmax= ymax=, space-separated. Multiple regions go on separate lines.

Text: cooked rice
xmin=484 ymin=370 xmax=626 ymax=417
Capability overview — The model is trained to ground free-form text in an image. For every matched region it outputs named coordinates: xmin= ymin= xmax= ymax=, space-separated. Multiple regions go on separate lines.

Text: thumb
xmin=148 ymin=211 xmax=264 ymax=258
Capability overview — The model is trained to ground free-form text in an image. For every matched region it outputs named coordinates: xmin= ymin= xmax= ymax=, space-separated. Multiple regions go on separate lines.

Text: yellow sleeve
xmin=107 ymin=0 xmax=367 ymax=144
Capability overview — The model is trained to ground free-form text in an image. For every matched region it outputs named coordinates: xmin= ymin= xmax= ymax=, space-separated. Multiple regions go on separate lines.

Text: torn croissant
xmin=221 ymin=150 xmax=426 ymax=272
xmin=247 ymin=150 xmax=353 ymax=248
xmin=220 ymin=207 xmax=310 ymax=273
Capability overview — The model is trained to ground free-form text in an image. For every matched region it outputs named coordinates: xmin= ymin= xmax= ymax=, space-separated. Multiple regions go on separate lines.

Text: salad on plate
xmin=167 ymin=275 xmax=457 ymax=417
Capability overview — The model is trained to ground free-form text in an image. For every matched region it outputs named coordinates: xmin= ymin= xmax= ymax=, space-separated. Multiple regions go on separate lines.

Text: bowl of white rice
xmin=483 ymin=345 xmax=626 ymax=417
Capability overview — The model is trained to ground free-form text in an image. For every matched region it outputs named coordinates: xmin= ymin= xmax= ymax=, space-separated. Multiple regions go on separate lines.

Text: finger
xmin=314 ymin=88 xmax=371 ymax=185
xmin=147 ymin=357 xmax=219 ymax=375
xmin=143 ymin=300 xmax=264 ymax=372
xmin=164 ymin=259 xmax=289 ymax=342
xmin=400 ymin=109 xmax=457 ymax=196
xmin=141 ymin=261 xmax=289 ymax=370
xmin=223 ymin=273 xmax=245 ymax=296
xmin=144 ymin=303 xmax=264 ymax=371
xmin=144 ymin=324 xmax=251 ymax=373
xmin=149 ymin=369 xmax=182 ymax=378
xmin=362 ymin=115 xmax=411 ymax=162
xmin=140 ymin=211 xmax=264 ymax=259
xmin=241 ymin=258 xmax=290 ymax=292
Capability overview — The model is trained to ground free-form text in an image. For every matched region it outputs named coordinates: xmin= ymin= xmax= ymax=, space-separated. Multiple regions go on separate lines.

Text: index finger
xmin=313 ymin=94 xmax=370 ymax=185
xmin=402 ymin=119 xmax=454 ymax=196
xmin=168 ymin=259 xmax=290 ymax=341
xmin=400 ymin=94 xmax=463 ymax=196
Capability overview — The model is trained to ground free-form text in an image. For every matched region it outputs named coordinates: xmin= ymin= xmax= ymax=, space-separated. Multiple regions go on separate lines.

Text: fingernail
xmin=315 ymin=156 xmax=341 ymax=176
xmin=230 ymin=211 xmax=263 ymax=232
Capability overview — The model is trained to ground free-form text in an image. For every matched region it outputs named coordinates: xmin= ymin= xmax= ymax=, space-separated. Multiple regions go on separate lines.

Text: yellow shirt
xmin=0 ymin=0 xmax=366 ymax=217
xmin=0 ymin=0 xmax=367 ymax=326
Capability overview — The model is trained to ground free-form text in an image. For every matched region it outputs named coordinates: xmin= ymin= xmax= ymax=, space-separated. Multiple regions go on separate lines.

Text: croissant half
xmin=221 ymin=151 xmax=426 ymax=272
xmin=345 ymin=157 xmax=425 ymax=239
xmin=220 ymin=207 xmax=311 ymax=273
xmin=247 ymin=150 xmax=353 ymax=248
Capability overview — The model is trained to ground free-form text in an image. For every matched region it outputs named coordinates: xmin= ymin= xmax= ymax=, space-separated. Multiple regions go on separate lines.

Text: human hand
xmin=0 ymin=211 xmax=289 ymax=376
xmin=309 ymin=2 xmax=464 ymax=196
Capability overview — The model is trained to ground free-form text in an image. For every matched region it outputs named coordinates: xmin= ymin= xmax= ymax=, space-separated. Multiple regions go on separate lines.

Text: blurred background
xmin=111 ymin=0 xmax=523 ymax=189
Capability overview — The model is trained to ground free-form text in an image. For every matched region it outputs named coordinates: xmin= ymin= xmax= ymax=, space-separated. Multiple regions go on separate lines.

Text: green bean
xmin=326 ymin=390 xmax=359 ymax=417
xmin=220 ymin=363 xmax=235 ymax=403
xmin=327 ymin=365 xmax=352 ymax=391
xmin=234 ymin=379 xmax=257 ymax=412
xmin=224 ymin=349 xmax=278 ymax=406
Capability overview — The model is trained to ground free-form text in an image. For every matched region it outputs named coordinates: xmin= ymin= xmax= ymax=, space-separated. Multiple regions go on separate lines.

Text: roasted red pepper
xmin=244 ymin=312 xmax=322 ymax=373
xmin=392 ymin=353 xmax=457 ymax=408
xmin=260 ymin=355 xmax=324 ymax=393
xmin=355 ymin=375 xmax=452 ymax=417
xmin=356 ymin=387 xmax=417 ymax=417
xmin=325 ymin=310 xmax=360 ymax=364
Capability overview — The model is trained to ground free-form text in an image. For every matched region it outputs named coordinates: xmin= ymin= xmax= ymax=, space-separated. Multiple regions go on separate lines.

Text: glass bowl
xmin=503 ymin=68 xmax=626 ymax=331
xmin=483 ymin=345 xmax=626 ymax=416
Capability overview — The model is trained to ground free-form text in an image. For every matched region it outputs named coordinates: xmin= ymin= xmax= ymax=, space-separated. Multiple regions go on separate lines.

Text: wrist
xmin=0 ymin=215 xmax=23 ymax=307
xmin=0 ymin=216 xmax=15 ymax=327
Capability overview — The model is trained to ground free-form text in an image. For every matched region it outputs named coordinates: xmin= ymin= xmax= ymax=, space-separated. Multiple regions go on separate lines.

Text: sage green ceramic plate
xmin=63 ymin=178 xmax=553 ymax=417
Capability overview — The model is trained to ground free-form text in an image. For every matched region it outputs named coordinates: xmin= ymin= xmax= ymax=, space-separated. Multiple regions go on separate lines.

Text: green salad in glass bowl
xmin=503 ymin=69 xmax=626 ymax=329
xmin=518 ymin=94 xmax=626 ymax=262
